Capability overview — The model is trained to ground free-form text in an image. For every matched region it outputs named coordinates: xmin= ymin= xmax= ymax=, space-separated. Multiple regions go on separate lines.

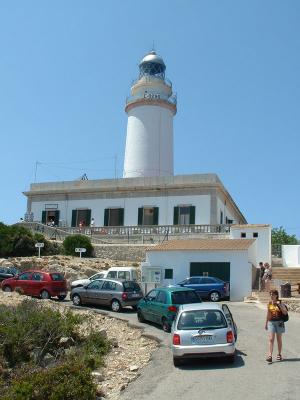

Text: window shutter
xmin=119 ymin=208 xmax=124 ymax=226
xmin=86 ymin=209 xmax=91 ymax=226
xmin=138 ymin=208 xmax=143 ymax=225
xmin=71 ymin=210 xmax=77 ymax=227
xmin=104 ymin=209 xmax=109 ymax=226
xmin=41 ymin=211 xmax=46 ymax=224
xmin=153 ymin=207 xmax=159 ymax=225
xmin=189 ymin=206 xmax=195 ymax=224
xmin=54 ymin=211 xmax=60 ymax=226
xmin=173 ymin=207 xmax=179 ymax=225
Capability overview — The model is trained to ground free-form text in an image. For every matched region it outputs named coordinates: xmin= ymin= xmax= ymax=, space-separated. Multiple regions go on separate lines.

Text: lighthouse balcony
xmin=126 ymin=93 xmax=177 ymax=106
xmin=131 ymin=76 xmax=173 ymax=89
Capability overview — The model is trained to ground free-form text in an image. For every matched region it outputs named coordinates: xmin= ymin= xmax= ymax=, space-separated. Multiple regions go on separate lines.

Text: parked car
xmin=137 ymin=287 xmax=202 ymax=332
xmin=176 ymin=276 xmax=230 ymax=302
xmin=106 ymin=266 xmax=138 ymax=281
xmin=0 ymin=266 xmax=20 ymax=282
xmin=71 ymin=279 xmax=143 ymax=312
xmin=171 ymin=303 xmax=237 ymax=366
xmin=1 ymin=270 xmax=68 ymax=300
xmin=71 ymin=271 xmax=108 ymax=289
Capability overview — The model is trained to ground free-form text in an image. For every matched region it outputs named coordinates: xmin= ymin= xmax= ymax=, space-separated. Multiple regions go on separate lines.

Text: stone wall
xmin=94 ymin=245 xmax=148 ymax=262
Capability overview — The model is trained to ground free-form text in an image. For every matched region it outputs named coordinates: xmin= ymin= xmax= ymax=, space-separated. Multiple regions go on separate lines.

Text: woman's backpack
xmin=281 ymin=303 xmax=289 ymax=322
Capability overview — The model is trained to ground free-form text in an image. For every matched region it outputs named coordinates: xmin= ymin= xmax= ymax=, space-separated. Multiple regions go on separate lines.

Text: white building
xmin=230 ymin=224 xmax=271 ymax=265
xmin=142 ymin=239 xmax=256 ymax=301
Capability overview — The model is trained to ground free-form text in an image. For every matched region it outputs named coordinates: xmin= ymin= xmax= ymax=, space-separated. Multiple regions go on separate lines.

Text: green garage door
xmin=190 ymin=262 xmax=230 ymax=282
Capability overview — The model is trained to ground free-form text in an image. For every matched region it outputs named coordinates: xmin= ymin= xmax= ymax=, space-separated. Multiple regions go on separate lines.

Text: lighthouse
xmin=123 ymin=51 xmax=177 ymax=178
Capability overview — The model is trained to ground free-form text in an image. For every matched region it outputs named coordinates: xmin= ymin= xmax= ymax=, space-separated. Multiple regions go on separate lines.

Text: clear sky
xmin=0 ymin=1 xmax=299 ymax=237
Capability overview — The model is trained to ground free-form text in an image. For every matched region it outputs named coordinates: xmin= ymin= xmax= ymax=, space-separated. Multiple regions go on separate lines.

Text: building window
xmin=164 ymin=269 xmax=173 ymax=279
xmin=42 ymin=210 xmax=60 ymax=226
xmin=173 ymin=206 xmax=195 ymax=225
xmin=220 ymin=211 xmax=223 ymax=225
xmin=104 ymin=208 xmax=124 ymax=226
xmin=253 ymin=232 xmax=258 ymax=238
xmin=71 ymin=209 xmax=91 ymax=227
xmin=138 ymin=207 xmax=159 ymax=225
xmin=241 ymin=232 xmax=246 ymax=238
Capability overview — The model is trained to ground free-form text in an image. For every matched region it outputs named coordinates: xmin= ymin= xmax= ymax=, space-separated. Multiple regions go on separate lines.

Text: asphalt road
xmin=66 ymin=301 xmax=300 ymax=400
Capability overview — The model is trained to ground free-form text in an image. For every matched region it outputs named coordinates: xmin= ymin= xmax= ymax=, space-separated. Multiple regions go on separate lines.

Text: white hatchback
xmin=70 ymin=271 xmax=108 ymax=289
xmin=171 ymin=303 xmax=237 ymax=366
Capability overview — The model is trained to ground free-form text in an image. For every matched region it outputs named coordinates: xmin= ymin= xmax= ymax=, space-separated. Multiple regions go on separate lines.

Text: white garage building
xmin=142 ymin=239 xmax=256 ymax=301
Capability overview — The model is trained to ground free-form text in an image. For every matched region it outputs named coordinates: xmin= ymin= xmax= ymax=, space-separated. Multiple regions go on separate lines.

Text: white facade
xmin=124 ymin=105 xmax=174 ymax=177
xmin=144 ymin=246 xmax=255 ymax=301
xmin=30 ymin=194 xmax=211 ymax=227
xmin=282 ymin=245 xmax=300 ymax=267
xmin=230 ymin=224 xmax=271 ymax=266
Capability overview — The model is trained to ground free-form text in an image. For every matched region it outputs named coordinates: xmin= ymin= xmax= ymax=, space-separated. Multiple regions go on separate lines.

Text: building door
xmin=71 ymin=209 xmax=91 ymax=227
xmin=190 ymin=262 xmax=230 ymax=282
xmin=173 ymin=206 xmax=195 ymax=225
xmin=138 ymin=207 xmax=159 ymax=226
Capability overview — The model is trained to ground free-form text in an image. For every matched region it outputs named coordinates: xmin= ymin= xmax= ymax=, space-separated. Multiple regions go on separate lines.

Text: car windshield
xmin=177 ymin=310 xmax=227 ymax=330
xmin=123 ymin=282 xmax=141 ymax=292
xmin=50 ymin=273 xmax=64 ymax=281
xmin=171 ymin=290 xmax=201 ymax=304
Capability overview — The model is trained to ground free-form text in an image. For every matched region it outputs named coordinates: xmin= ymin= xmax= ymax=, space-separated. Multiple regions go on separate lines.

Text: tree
xmin=271 ymin=227 xmax=298 ymax=245
xmin=62 ymin=234 xmax=94 ymax=257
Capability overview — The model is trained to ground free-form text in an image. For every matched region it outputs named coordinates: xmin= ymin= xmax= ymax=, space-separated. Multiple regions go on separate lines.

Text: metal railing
xmin=20 ymin=222 xmax=231 ymax=244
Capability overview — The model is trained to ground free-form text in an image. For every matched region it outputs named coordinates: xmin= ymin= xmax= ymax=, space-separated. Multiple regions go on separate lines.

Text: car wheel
xmin=3 ymin=286 xmax=12 ymax=292
xmin=137 ymin=309 xmax=145 ymax=323
xmin=209 ymin=291 xmax=220 ymax=302
xmin=111 ymin=299 xmax=122 ymax=312
xmin=162 ymin=318 xmax=171 ymax=333
xmin=40 ymin=290 xmax=50 ymax=300
xmin=72 ymin=294 xmax=81 ymax=306
xmin=173 ymin=357 xmax=183 ymax=367
xmin=58 ymin=295 xmax=66 ymax=301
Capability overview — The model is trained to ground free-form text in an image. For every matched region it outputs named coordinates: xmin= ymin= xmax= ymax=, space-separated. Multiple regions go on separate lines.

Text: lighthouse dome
xmin=139 ymin=51 xmax=166 ymax=79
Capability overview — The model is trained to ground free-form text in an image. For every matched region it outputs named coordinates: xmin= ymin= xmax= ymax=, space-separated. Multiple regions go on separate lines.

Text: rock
xmin=42 ymin=353 xmax=55 ymax=367
xmin=59 ymin=337 xmax=75 ymax=348
xmin=110 ymin=337 xmax=118 ymax=347
xmin=129 ymin=365 xmax=139 ymax=372
xmin=92 ymin=371 xmax=105 ymax=383
xmin=99 ymin=330 xmax=108 ymax=339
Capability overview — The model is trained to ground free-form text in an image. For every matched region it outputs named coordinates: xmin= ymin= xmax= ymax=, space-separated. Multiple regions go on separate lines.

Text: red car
xmin=1 ymin=270 xmax=68 ymax=300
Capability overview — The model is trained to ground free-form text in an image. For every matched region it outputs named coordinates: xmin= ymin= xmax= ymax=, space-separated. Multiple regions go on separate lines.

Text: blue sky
xmin=0 ymin=1 xmax=299 ymax=237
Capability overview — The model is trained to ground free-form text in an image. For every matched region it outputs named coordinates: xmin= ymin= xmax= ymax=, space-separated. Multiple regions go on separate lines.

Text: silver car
xmin=71 ymin=279 xmax=143 ymax=312
xmin=171 ymin=303 xmax=237 ymax=366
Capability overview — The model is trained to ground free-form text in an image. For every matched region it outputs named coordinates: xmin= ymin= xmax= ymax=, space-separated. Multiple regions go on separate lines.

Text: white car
xmin=70 ymin=271 xmax=108 ymax=289
xmin=171 ymin=303 xmax=237 ymax=366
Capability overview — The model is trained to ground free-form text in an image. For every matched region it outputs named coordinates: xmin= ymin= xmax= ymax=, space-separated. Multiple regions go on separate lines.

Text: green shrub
xmin=0 ymin=300 xmax=84 ymax=367
xmin=33 ymin=233 xmax=62 ymax=255
xmin=62 ymin=235 xmax=94 ymax=257
xmin=67 ymin=331 xmax=111 ymax=370
xmin=0 ymin=223 xmax=36 ymax=257
xmin=2 ymin=361 xmax=97 ymax=400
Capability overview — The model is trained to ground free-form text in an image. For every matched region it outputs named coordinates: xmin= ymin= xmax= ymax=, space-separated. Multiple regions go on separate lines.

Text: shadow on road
xmin=176 ymin=348 xmax=246 ymax=370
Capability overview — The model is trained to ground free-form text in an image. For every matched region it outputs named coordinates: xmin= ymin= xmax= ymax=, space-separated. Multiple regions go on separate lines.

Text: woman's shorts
xmin=268 ymin=320 xmax=285 ymax=334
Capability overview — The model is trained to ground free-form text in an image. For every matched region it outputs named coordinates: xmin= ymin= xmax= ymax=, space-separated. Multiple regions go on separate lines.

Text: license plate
xmin=192 ymin=335 xmax=213 ymax=345
xmin=60 ymin=292 xmax=66 ymax=295
xmin=131 ymin=293 xmax=140 ymax=298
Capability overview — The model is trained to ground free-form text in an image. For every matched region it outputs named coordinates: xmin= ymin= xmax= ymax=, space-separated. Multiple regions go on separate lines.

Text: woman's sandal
xmin=276 ymin=354 xmax=282 ymax=361
xmin=266 ymin=356 xmax=272 ymax=363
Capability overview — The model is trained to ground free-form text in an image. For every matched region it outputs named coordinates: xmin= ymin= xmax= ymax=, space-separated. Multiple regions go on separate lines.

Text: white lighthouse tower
xmin=123 ymin=51 xmax=177 ymax=178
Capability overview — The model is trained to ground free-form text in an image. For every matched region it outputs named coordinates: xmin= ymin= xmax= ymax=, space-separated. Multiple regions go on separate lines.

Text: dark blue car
xmin=176 ymin=276 xmax=230 ymax=302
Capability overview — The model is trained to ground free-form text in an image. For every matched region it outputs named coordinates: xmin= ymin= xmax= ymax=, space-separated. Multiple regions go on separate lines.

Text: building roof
xmin=147 ymin=239 xmax=255 ymax=252
xmin=231 ymin=224 xmax=270 ymax=228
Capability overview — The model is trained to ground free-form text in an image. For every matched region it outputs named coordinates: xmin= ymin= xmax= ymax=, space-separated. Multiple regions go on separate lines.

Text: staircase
xmin=251 ymin=267 xmax=300 ymax=303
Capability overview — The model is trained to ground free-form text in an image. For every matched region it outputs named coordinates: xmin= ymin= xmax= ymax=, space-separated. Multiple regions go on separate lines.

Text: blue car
xmin=176 ymin=276 xmax=230 ymax=302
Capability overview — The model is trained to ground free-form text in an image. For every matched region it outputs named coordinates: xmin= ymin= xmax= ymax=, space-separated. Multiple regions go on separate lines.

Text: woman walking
xmin=265 ymin=289 xmax=288 ymax=363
